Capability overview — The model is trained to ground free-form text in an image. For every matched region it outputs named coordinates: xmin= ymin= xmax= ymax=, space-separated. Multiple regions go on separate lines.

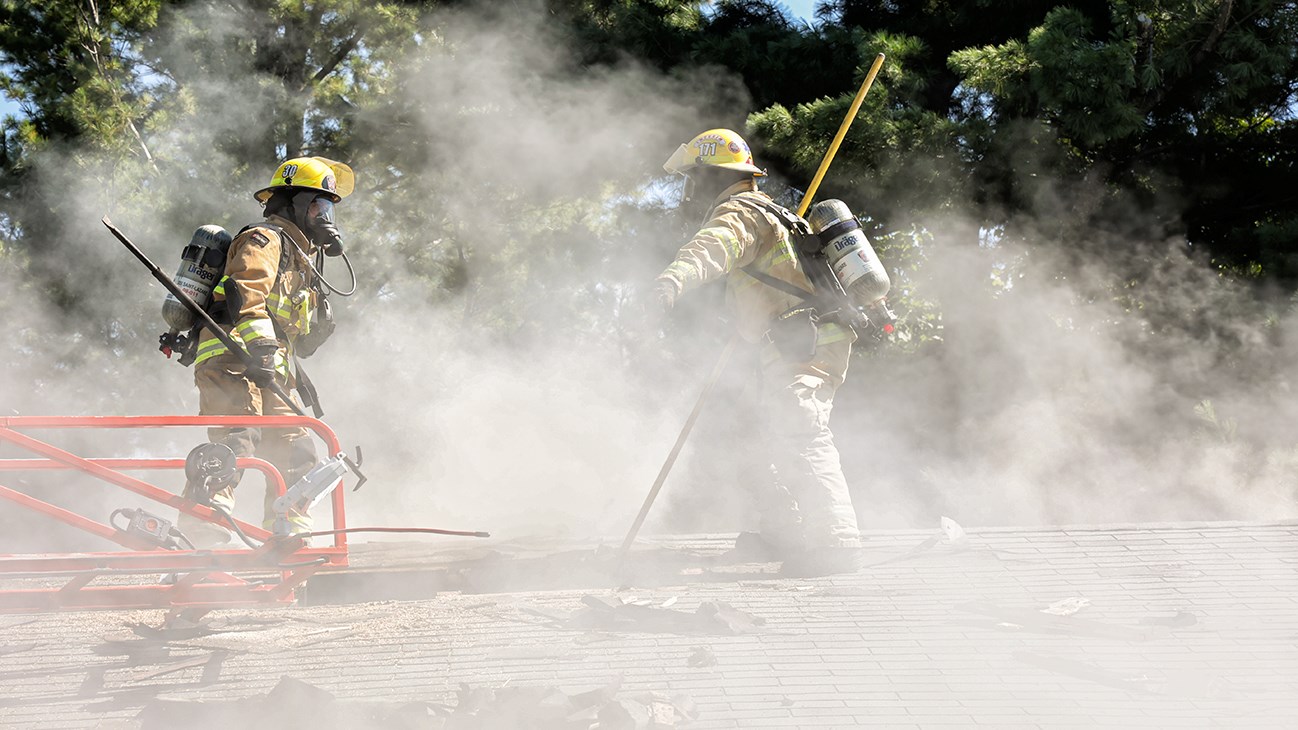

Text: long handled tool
xmin=618 ymin=336 xmax=738 ymax=558
xmin=795 ymin=53 xmax=887 ymax=217
xmin=617 ymin=53 xmax=887 ymax=560
xmin=105 ymin=216 xmax=373 ymax=540
xmin=103 ymin=216 xmax=306 ymax=417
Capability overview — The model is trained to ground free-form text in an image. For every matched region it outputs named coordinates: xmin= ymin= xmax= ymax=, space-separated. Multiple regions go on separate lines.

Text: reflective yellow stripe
xmin=193 ymin=336 xmax=230 ymax=366
xmin=760 ymin=229 xmax=797 ymax=270
xmin=294 ymin=293 xmax=311 ymax=335
xmin=234 ymin=318 xmax=276 ymax=342
xmin=265 ymin=293 xmax=293 ymax=321
xmin=213 ymin=276 xmax=228 ymax=297
xmin=817 ymin=322 xmax=853 ymax=345
xmin=663 ymin=260 xmax=695 ymax=286
xmin=266 ymin=291 xmax=312 ymax=334
xmin=193 ymin=334 xmax=290 ymax=379
xmin=729 ymin=273 xmax=760 ymax=293
xmin=699 ymin=226 xmax=742 ymax=265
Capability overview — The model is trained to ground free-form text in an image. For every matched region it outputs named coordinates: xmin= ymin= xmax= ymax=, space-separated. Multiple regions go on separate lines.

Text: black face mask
xmin=681 ymin=179 xmax=712 ymax=221
xmin=291 ymin=191 xmax=345 ymax=256
xmin=683 ymin=169 xmax=749 ymax=219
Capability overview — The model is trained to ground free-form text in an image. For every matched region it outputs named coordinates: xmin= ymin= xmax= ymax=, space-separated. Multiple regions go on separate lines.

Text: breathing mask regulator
xmin=293 ymin=190 xmax=344 ymax=257
xmin=263 ymin=188 xmax=357 ymax=298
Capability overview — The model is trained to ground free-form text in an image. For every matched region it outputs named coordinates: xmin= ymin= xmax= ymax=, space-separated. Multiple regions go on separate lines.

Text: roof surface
xmin=2 ymin=521 xmax=1297 ymax=728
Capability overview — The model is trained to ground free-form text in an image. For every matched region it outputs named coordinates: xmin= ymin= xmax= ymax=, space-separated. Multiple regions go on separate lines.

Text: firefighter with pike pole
xmin=633 ymin=56 xmax=893 ymax=578
xmin=151 ymin=157 xmax=358 ymax=547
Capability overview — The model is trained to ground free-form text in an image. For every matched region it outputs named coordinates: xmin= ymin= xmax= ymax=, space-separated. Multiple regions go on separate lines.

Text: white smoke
xmin=1 ymin=0 xmax=1295 ymax=559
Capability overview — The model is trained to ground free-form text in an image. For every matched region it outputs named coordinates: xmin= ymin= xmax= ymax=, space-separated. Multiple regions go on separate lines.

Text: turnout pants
xmin=179 ymin=354 xmax=316 ymax=537
xmin=756 ymin=340 xmax=861 ymax=551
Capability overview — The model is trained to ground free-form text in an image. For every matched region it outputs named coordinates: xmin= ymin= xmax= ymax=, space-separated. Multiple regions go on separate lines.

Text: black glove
xmin=243 ymin=341 xmax=280 ymax=388
xmin=633 ymin=280 xmax=678 ymax=336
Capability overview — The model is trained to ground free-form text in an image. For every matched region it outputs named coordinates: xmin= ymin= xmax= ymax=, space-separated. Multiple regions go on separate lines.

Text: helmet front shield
xmin=662 ymin=144 xmax=693 ymax=175
xmin=315 ymin=157 xmax=354 ymax=199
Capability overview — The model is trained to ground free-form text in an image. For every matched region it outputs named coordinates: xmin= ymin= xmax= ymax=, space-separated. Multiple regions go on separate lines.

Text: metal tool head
xmin=184 ymin=442 xmax=238 ymax=486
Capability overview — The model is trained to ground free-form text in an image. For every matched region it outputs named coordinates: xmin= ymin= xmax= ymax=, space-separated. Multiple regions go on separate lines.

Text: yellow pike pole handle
xmin=618 ymin=53 xmax=887 ymax=563
xmin=796 ymin=52 xmax=886 ymax=217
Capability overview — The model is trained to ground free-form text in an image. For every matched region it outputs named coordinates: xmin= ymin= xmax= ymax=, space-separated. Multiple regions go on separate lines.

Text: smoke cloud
xmin=1 ymin=0 xmax=1295 ymax=560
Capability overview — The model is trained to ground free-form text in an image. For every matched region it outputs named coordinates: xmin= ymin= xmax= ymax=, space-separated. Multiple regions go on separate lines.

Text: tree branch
xmin=304 ymin=29 xmax=365 ymax=91
xmin=1138 ymin=0 xmax=1235 ymax=117
xmin=1193 ymin=0 xmax=1234 ymax=66
xmin=77 ymin=0 xmax=159 ymax=172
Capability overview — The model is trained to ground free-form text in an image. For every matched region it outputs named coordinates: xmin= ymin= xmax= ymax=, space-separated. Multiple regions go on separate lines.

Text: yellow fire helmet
xmin=663 ymin=128 xmax=766 ymax=177
xmin=254 ymin=156 xmax=355 ymax=203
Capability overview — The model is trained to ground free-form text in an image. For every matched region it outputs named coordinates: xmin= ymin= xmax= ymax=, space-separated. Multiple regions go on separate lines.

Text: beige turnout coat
xmin=656 ymin=181 xmax=855 ymax=385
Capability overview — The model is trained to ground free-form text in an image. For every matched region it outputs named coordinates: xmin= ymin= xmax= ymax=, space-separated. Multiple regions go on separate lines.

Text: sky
xmin=783 ymin=0 xmax=820 ymax=23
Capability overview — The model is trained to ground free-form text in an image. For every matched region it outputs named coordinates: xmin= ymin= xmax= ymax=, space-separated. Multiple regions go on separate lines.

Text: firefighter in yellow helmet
xmin=652 ymin=129 xmax=862 ymax=577
xmin=179 ymin=156 xmax=355 ymax=546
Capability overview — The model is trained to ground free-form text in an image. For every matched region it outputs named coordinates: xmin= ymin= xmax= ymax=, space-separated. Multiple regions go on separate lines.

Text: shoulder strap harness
xmin=219 ymin=222 xmax=325 ymax=417
xmin=727 ymin=195 xmax=867 ymax=334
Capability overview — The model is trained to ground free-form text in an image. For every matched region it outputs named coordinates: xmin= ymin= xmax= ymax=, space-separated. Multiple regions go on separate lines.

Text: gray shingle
xmin=2 ymin=522 xmax=1297 ymax=729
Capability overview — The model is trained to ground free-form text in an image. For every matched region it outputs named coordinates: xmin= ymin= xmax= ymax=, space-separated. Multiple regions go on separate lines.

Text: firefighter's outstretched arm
xmin=655 ymin=205 xmax=766 ymax=306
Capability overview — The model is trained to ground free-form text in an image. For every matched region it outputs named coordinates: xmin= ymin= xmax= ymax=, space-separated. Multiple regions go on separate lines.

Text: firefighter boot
xmin=723 ymin=532 xmax=784 ymax=563
xmin=779 ymin=546 xmax=863 ymax=578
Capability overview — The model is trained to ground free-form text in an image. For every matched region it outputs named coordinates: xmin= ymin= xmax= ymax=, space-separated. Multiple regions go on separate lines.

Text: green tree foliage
xmin=2 ymin=0 xmax=1296 ymax=352
xmin=0 ymin=0 xmax=163 ymax=147
xmin=948 ymin=1 xmax=1298 ymax=279
xmin=0 ymin=0 xmax=428 ymax=397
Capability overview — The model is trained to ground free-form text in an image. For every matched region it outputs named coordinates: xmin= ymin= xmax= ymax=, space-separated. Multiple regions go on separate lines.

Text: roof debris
xmin=1014 ymin=651 xmax=1157 ymax=693
xmin=959 ymin=601 xmax=1155 ymax=641
xmin=939 ymin=516 xmax=967 ymax=545
xmin=0 ymin=642 xmax=37 ymax=657
xmin=1041 ymin=596 xmax=1091 ymax=616
xmin=561 ymin=595 xmax=766 ymax=635
xmin=136 ymin=676 xmax=697 ymax=729
xmin=685 ymin=646 xmax=716 ymax=667
xmin=1139 ymin=610 xmax=1198 ymax=627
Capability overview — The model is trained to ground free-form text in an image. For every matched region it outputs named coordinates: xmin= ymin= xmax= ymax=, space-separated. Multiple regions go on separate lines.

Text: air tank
xmin=805 ymin=199 xmax=890 ymax=307
xmin=162 ymin=225 xmax=232 ymax=331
